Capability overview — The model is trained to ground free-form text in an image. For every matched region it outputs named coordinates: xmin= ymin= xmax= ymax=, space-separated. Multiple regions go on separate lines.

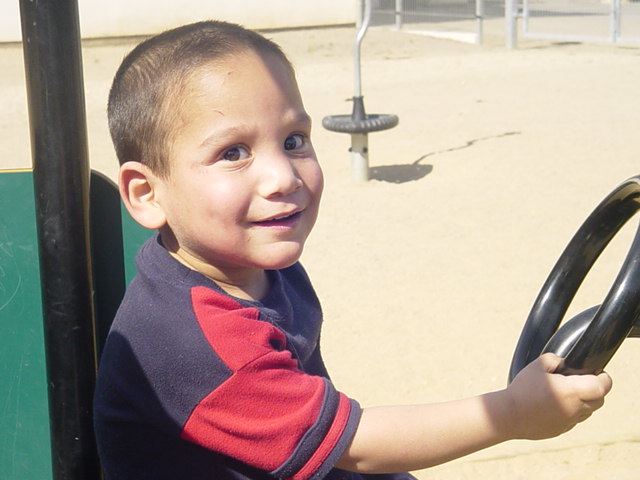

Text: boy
xmin=93 ymin=20 xmax=612 ymax=480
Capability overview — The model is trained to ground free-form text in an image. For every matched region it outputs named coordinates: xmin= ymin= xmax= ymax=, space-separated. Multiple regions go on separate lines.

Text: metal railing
xmin=371 ymin=0 xmax=488 ymax=44
xmin=375 ymin=0 xmax=640 ymax=48
xmin=507 ymin=0 xmax=640 ymax=47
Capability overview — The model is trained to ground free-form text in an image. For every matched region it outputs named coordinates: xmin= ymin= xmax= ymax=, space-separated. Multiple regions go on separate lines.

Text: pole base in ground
xmin=350 ymin=133 xmax=369 ymax=182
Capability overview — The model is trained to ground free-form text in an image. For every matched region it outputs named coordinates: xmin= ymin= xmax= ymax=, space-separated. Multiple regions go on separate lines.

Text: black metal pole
xmin=19 ymin=1 xmax=100 ymax=479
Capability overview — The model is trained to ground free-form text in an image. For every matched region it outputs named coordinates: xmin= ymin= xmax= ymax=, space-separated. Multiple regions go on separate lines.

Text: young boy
xmin=93 ymin=20 xmax=612 ymax=480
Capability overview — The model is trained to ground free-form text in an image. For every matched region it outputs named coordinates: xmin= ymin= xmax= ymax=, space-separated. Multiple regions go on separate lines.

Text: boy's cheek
xmin=310 ymin=165 xmax=324 ymax=199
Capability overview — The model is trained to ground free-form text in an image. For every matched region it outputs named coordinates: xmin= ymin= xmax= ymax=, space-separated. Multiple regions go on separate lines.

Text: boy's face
xmin=151 ymin=50 xmax=323 ymax=282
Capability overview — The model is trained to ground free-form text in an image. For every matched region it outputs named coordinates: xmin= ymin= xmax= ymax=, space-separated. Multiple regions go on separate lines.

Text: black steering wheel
xmin=509 ymin=175 xmax=640 ymax=382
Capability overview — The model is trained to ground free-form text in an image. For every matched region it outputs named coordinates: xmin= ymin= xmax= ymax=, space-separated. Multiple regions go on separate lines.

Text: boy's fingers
xmin=598 ymin=371 xmax=613 ymax=394
xmin=584 ymin=398 xmax=604 ymax=411
xmin=567 ymin=371 xmax=613 ymax=402
xmin=583 ymin=372 xmax=614 ymax=403
xmin=537 ymin=352 xmax=563 ymax=372
xmin=576 ymin=410 xmax=594 ymax=424
xmin=537 ymin=353 xmax=613 ymax=394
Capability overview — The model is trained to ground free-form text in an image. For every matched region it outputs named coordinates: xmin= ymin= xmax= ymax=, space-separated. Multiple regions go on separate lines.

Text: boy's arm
xmin=336 ymin=353 xmax=612 ymax=474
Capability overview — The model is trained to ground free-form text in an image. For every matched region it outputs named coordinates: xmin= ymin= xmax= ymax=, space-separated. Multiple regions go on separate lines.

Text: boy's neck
xmin=161 ymin=236 xmax=270 ymax=301
xmin=212 ymin=273 xmax=270 ymax=302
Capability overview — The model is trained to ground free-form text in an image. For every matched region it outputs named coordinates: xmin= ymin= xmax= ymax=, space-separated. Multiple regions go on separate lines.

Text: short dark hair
xmin=108 ymin=20 xmax=293 ymax=177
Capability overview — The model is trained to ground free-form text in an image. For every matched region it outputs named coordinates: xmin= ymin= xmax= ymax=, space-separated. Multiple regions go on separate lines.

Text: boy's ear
xmin=119 ymin=161 xmax=167 ymax=230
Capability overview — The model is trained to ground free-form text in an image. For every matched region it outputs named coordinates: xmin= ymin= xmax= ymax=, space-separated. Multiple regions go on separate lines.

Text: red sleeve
xmin=180 ymin=286 xmax=360 ymax=480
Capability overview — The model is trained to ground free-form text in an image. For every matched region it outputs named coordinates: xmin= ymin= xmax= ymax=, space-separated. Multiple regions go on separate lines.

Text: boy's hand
xmin=336 ymin=353 xmax=612 ymax=473
xmin=504 ymin=353 xmax=613 ymax=440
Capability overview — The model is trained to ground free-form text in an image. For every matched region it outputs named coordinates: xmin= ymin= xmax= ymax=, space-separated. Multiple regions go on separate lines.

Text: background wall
xmin=1 ymin=1 xmax=357 ymax=43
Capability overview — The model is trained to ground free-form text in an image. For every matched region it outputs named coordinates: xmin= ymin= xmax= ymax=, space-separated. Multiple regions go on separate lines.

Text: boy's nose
xmin=257 ymin=153 xmax=303 ymax=198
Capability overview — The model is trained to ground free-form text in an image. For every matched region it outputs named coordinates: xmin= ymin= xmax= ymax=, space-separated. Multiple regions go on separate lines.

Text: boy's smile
xmin=146 ymin=50 xmax=324 ymax=298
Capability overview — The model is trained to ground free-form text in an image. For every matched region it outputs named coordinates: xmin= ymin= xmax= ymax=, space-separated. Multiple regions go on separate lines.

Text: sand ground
xmin=2 ymin=23 xmax=640 ymax=479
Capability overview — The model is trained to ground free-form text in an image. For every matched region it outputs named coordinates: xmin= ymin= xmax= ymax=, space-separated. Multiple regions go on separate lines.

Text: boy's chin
xmin=256 ymin=245 xmax=305 ymax=270
xmin=259 ymin=256 xmax=302 ymax=271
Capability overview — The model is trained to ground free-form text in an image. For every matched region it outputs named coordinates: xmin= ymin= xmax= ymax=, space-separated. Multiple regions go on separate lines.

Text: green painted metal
xmin=0 ymin=170 xmax=53 ymax=480
xmin=0 ymin=169 xmax=151 ymax=479
xmin=90 ymin=171 xmax=151 ymax=354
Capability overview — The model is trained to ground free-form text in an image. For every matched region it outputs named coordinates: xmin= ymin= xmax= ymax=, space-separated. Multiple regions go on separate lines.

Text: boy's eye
xmin=284 ymin=134 xmax=305 ymax=151
xmin=222 ymin=146 xmax=250 ymax=162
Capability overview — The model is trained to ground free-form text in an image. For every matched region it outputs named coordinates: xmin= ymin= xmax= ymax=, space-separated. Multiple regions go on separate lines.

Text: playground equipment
xmin=2 ymin=1 xmax=148 ymax=479
xmin=510 ymin=175 xmax=640 ymax=382
xmin=322 ymin=0 xmax=399 ymax=182
xmin=12 ymin=1 xmax=98 ymax=478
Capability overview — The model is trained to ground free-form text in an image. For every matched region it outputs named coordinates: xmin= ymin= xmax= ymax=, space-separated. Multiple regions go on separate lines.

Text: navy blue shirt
xmin=94 ymin=235 xmax=414 ymax=480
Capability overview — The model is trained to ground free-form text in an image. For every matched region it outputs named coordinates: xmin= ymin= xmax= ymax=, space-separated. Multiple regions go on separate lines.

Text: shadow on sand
xmin=370 ymin=131 xmax=521 ymax=184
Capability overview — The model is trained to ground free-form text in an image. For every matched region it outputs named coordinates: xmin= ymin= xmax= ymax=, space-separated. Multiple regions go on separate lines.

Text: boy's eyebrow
xmin=286 ymin=111 xmax=313 ymax=131
xmin=198 ymin=111 xmax=312 ymax=148
xmin=199 ymin=125 xmax=246 ymax=148
xmin=292 ymin=111 xmax=312 ymax=127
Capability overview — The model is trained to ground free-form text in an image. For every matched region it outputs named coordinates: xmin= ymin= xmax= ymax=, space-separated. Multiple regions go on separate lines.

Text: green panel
xmin=0 ymin=170 xmax=151 ymax=480
xmin=0 ymin=170 xmax=53 ymax=480
xmin=90 ymin=171 xmax=151 ymax=355
xmin=88 ymin=170 xmax=151 ymax=287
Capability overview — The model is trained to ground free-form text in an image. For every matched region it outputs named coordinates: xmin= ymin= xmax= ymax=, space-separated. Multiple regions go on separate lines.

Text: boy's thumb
xmin=537 ymin=352 xmax=563 ymax=373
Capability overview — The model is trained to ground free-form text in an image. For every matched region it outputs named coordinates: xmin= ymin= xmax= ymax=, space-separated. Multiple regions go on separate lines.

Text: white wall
xmin=1 ymin=0 xmax=356 ymax=43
